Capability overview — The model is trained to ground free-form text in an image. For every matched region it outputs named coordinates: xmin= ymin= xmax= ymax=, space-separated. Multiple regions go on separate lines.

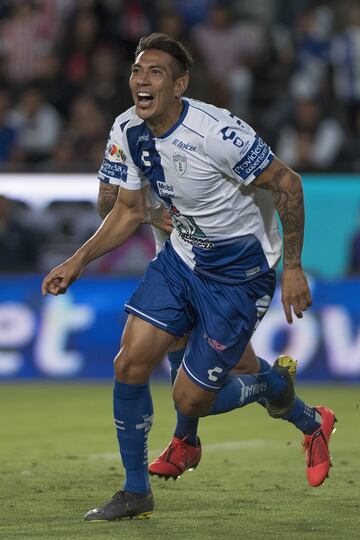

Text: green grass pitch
xmin=0 ymin=383 xmax=359 ymax=540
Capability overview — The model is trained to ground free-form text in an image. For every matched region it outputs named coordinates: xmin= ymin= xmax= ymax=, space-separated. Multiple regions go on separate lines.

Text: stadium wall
xmin=1 ymin=174 xmax=360 ymax=381
xmin=1 ymin=173 xmax=359 ymax=277
xmin=0 ymin=275 xmax=359 ymax=382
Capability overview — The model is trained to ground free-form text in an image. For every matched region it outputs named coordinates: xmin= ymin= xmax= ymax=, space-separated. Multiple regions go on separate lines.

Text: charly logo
xmin=173 ymin=152 xmax=187 ymax=176
xmin=207 ymin=366 xmax=224 ymax=382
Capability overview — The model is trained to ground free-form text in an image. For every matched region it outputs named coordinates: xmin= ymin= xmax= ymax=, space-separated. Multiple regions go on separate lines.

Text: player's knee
xmin=173 ymin=366 xmax=216 ymax=416
xmin=174 ymin=393 xmax=212 ymax=417
xmin=114 ymin=348 xmax=149 ymax=384
xmin=176 ymin=399 xmax=203 ymax=417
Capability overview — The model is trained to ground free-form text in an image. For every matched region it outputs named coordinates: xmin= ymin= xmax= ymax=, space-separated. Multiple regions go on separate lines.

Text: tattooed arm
xmin=253 ymin=157 xmax=312 ymax=323
xmin=98 ymin=182 xmax=120 ymax=219
xmin=98 ymin=181 xmax=173 ymax=233
xmin=143 ymin=204 xmax=173 ymax=234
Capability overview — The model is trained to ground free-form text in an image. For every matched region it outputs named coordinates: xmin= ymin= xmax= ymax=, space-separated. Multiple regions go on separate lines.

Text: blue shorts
xmin=125 ymin=241 xmax=276 ymax=391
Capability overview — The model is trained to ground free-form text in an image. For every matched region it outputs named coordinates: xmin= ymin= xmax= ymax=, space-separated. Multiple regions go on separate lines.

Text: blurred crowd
xmin=1 ymin=0 xmax=360 ymax=173
xmin=2 ymin=0 xmax=360 ymax=275
xmin=0 ymin=192 xmax=156 ymax=274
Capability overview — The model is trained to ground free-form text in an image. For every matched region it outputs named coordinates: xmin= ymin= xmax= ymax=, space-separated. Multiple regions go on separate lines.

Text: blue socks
xmin=256 ymin=357 xmax=271 ymax=408
xmin=282 ymin=397 xmax=321 ymax=435
xmin=208 ymin=369 xmax=287 ymax=415
xmin=207 ymin=358 xmax=321 ymax=434
xmin=257 ymin=356 xmax=271 ymax=374
xmin=169 ymin=350 xmax=320 ymax=436
xmin=113 ymin=380 xmax=153 ymax=494
xmin=168 ymin=349 xmax=184 ymax=385
xmin=168 ymin=352 xmax=273 ymax=442
xmin=168 ymin=349 xmax=199 ymax=446
xmin=113 ymin=358 xmax=321 ymax=494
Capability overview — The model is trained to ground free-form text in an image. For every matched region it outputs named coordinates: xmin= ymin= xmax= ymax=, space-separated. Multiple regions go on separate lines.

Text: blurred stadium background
xmin=1 ymin=0 xmax=360 ymax=382
xmin=0 ymin=1 xmax=360 ymax=538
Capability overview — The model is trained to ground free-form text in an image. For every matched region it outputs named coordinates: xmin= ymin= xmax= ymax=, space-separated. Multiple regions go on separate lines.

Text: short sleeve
xmin=97 ymin=120 xmax=148 ymax=190
xmin=205 ymin=114 xmax=274 ymax=185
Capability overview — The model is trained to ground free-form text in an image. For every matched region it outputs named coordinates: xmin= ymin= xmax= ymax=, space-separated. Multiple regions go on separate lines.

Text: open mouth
xmin=137 ymin=92 xmax=154 ymax=108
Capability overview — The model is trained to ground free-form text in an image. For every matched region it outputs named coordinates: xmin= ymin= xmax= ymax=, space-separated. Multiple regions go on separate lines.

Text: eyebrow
xmin=131 ymin=63 xmax=166 ymax=70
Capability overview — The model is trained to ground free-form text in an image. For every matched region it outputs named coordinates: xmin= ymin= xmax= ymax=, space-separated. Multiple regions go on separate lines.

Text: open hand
xmin=281 ymin=268 xmax=312 ymax=324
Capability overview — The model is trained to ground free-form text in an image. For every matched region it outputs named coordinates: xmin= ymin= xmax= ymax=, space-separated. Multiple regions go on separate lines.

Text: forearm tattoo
xmin=98 ymin=184 xmax=166 ymax=231
xmin=263 ymin=168 xmax=305 ymax=270
xmin=98 ymin=183 xmax=119 ymax=218
xmin=143 ymin=205 xmax=165 ymax=228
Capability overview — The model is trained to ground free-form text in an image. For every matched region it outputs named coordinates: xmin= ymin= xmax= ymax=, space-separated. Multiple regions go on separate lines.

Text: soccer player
xmin=42 ymin=33 xmax=336 ymax=521
xmin=97 ymin=184 xmax=283 ymax=479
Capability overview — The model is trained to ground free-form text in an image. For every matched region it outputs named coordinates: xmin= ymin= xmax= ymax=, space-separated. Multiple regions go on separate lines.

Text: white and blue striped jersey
xmin=98 ymin=98 xmax=282 ymax=284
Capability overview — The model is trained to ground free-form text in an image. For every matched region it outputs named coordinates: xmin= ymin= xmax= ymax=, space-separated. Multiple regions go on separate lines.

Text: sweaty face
xmin=129 ymin=49 xmax=180 ymax=124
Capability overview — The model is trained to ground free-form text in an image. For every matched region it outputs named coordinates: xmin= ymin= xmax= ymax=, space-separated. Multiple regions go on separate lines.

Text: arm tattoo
xmin=143 ymin=205 xmax=165 ymax=228
xmin=98 ymin=183 xmax=119 ymax=219
xmin=98 ymin=184 xmax=167 ymax=231
xmin=262 ymin=168 xmax=304 ymax=270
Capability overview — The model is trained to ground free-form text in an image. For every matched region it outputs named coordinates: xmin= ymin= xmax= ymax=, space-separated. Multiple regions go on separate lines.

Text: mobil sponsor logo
xmin=172 ymin=138 xmax=196 ymax=152
xmin=233 ymin=135 xmax=270 ymax=180
xmin=157 ymin=181 xmax=174 ymax=198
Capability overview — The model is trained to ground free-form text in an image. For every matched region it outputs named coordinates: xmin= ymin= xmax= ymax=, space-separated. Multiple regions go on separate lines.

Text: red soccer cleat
xmin=303 ymin=406 xmax=337 ymax=487
xmin=148 ymin=436 xmax=201 ymax=480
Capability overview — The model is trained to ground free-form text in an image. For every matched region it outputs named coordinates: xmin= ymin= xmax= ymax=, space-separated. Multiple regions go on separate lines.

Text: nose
xmin=136 ymin=72 xmax=150 ymax=87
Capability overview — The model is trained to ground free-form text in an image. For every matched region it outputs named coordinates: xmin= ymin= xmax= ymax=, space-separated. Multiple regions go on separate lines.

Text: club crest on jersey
xmin=157 ymin=181 xmax=174 ymax=198
xmin=173 ymin=152 xmax=187 ymax=176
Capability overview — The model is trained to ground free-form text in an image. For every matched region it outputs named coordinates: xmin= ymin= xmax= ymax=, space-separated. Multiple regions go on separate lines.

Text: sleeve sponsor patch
xmin=98 ymin=157 xmax=128 ymax=182
xmin=106 ymin=143 xmax=127 ymax=162
xmin=232 ymin=135 xmax=273 ymax=181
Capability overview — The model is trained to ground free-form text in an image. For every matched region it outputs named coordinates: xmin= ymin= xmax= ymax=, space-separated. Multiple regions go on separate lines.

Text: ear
xmin=174 ymin=71 xmax=189 ymax=98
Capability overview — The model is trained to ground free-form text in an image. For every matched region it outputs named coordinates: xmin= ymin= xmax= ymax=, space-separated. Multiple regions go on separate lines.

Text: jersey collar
xmin=150 ymin=99 xmax=189 ymax=140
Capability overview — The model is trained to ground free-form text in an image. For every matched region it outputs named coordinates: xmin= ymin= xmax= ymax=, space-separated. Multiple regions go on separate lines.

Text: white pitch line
xmin=88 ymin=439 xmax=283 ymax=461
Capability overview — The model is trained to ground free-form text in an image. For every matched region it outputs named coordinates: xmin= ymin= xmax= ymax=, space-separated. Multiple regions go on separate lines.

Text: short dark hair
xmin=135 ymin=33 xmax=193 ymax=79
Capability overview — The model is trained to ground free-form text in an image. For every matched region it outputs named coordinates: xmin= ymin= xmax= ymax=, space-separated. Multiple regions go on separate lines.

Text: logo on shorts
xmin=207 ymin=366 xmax=224 ymax=382
xmin=204 ymin=333 xmax=227 ymax=352
xmin=173 ymin=152 xmax=187 ymax=176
